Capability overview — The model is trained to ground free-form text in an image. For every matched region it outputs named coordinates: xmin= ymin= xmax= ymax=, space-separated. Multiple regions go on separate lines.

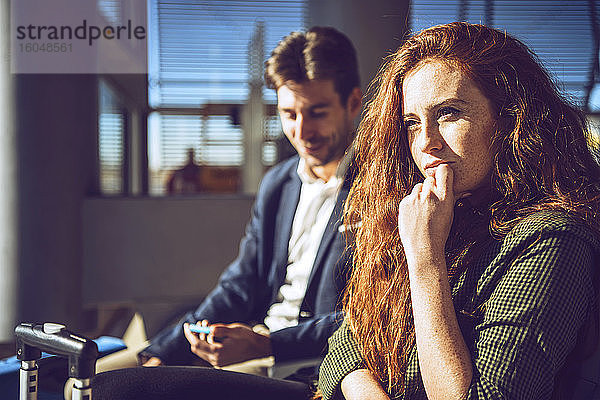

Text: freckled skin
xmin=393 ymin=59 xmax=498 ymax=399
xmin=342 ymin=61 xmax=498 ymax=400
xmin=402 ymin=60 xmax=496 ymax=198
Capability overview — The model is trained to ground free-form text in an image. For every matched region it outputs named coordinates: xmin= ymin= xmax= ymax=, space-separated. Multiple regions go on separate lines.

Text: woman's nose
xmin=417 ymin=120 xmax=443 ymax=153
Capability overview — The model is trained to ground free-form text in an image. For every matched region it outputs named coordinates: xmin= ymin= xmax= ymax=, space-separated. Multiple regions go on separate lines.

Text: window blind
xmin=97 ymin=0 xmax=121 ymax=25
xmin=148 ymin=0 xmax=305 ymax=194
xmin=150 ymin=0 xmax=305 ymax=106
xmin=98 ymin=80 xmax=125 ymax=194
xmin=410 ymin=0 xmax=598 ymax=109
xmin=263 ymin=115 xmax=282 ymax=165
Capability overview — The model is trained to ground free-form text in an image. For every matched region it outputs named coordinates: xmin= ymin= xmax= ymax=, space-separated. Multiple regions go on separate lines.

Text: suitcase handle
xmin=15 ymin=322 xmax=98 ymax=379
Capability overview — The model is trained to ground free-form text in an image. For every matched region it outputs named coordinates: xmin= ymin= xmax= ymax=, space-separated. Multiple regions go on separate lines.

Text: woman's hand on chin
xmin=398 ymin=164 xmax=456 ymax=264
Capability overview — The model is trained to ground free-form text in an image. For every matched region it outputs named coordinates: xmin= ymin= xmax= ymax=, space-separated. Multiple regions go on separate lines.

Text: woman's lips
xmin=424 ymin=161 xmax=452 ymax=176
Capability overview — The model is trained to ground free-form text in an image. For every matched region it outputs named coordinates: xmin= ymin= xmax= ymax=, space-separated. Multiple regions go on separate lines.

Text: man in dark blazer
xmin=141 ymin=26 xmax=362 ymax=375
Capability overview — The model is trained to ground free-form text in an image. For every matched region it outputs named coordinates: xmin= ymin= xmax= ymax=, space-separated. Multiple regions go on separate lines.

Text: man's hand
xmin=183 ymin=321 xmax=272 ymax=367
xmin=142 ymin=356 xmax=164 ymax=367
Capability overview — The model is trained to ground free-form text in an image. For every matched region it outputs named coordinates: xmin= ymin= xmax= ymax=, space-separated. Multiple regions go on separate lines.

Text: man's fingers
xmin=142 ymin=357 xmax=163 ymax=367
xmin=207 ymin=332 xmax=222 ymax=344
xmin=203 ymin=339 xmax=223 ymax=350
xmin=199 ymin=319 xmax=210 ymax=341
xmin=184 ymin=324 xmax=222 ymax=352
xmin=184 ymin=323 xmax=202 ymax=346
xmin=184 ymin=323 xmax=217 ymax=348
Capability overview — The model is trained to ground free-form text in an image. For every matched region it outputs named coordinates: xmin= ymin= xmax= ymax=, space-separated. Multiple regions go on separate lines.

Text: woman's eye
xmin=403 ymin=119 xmax=419 ymax=129
xmin=438 ymin=106 xmax=460 ymax=119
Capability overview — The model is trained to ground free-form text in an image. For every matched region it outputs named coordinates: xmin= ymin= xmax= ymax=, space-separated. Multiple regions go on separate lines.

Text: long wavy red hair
xmin=344 ymin=22 xmax=600 ymax=394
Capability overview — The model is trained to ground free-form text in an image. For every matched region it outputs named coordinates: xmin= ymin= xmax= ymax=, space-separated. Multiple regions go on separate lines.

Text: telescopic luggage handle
xmin=15 ymin=322 xmax=99 ymax=400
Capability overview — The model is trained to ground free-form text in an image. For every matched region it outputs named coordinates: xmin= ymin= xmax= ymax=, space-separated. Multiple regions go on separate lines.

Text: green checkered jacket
xmin=319 ymin=210 xmax=600 ymax=399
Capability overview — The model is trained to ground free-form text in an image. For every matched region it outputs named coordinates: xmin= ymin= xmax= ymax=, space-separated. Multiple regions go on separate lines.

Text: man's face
xmin=277 ymin=79 xmax=360 ymax=171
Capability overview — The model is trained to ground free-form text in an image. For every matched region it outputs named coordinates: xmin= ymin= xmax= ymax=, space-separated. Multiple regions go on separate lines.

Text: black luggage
xmin=15 ymin=322 xmax=98 ymax=400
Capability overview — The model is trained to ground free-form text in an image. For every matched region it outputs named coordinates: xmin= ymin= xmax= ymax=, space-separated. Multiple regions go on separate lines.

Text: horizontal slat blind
xmin=150 ymin=0 xmax=306 ymax=106
xmin=263 ymin=115 xmax=282 ymax=165
xmin=98 ymin=80 xmax=125 ymax=194
xmin=410 ymin=0 xmax=598 ymax=108
xmin=148 ymin=0 xmax=305 ymax=194
xmin=97 ymin=0 xmax=121 ymax=25
xmin=149 ymin=113 xmax=198 ymax=193
xmin=202 ymin=116 xmax=245 ymax=165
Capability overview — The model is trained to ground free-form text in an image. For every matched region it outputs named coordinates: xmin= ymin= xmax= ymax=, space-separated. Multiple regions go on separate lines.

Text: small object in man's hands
xmin=188 ymin=323 xmax=211 ymax=335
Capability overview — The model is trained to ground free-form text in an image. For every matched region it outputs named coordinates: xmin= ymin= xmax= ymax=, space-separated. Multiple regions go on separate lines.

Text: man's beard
xmin=306 ymin=123 xmax=351 ymax=167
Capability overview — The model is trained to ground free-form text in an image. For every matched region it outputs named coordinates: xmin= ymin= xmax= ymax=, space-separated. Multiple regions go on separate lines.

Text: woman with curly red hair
xmin=318 ymin=22 xmax=600 ymax=399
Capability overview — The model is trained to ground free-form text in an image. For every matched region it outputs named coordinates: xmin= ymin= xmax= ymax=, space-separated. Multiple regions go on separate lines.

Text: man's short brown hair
xmin=264 ymin=26 xmax=360 ymax=104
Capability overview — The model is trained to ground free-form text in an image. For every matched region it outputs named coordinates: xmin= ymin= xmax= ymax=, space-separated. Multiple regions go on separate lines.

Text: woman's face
xmin=401 ymin=60 xmax=496 ymax=198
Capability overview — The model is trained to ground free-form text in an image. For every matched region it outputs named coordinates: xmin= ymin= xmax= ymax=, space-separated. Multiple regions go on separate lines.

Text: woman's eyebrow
xmin=433 ymin=98 xmax=469 ymax=108
xmin=401 ymin=98 xmax=469 ymax=118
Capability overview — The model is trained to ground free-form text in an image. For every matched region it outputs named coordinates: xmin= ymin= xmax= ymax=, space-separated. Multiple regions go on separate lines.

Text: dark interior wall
xmin=308 ymin=0 xmax=410 ymax=99
xmin=15 ymin=74 xmax=98 ymax=330
xmin=82 ymin=196 xmax=254 ymax=336
xmin=10 ymin=72 xmax=249 ymax=336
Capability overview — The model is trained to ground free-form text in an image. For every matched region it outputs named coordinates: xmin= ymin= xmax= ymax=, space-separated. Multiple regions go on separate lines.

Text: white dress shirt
xmin=263 ymin=155 xmax=350 ymax=332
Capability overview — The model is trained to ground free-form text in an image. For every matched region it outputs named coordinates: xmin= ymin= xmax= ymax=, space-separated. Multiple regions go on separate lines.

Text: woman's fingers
xmin=421 ymin=176 xmax=435 ymax=199
xmin=433 ymin=164 xmax=454 ymax=201
xmin=410 ymin=165 xmax=455 ymax=202
xmin=398 ymin=165 xmax=456 ymax=256
xmin=411 ymin=182 xmax=423 ymax=195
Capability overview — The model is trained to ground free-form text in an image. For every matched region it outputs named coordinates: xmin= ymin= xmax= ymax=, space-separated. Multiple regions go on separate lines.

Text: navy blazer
xmin=145 ymin=155 xmax=354 ymax=364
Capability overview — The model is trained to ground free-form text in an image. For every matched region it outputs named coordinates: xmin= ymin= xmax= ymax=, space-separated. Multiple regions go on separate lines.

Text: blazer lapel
xmin=272 ymin=168 xmax=301 ymax=285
